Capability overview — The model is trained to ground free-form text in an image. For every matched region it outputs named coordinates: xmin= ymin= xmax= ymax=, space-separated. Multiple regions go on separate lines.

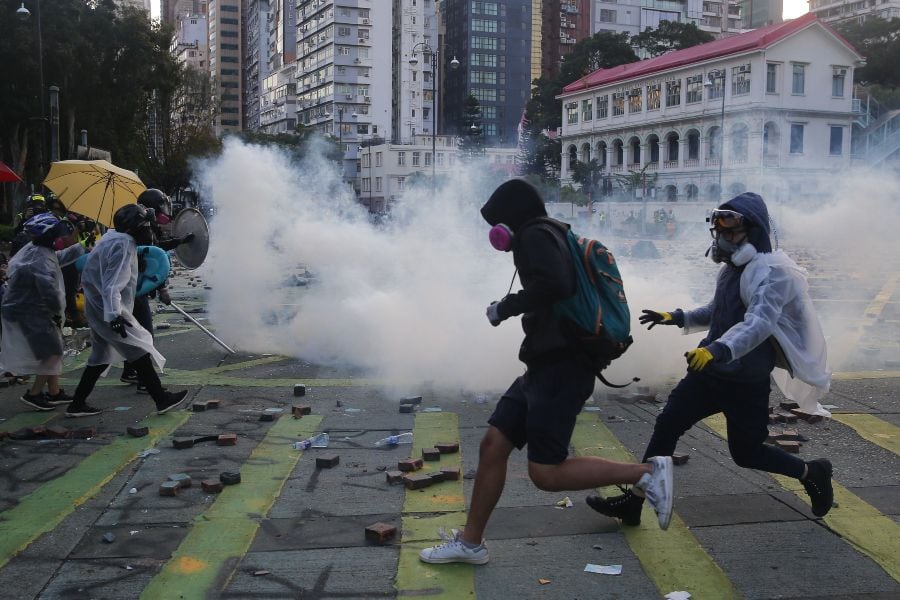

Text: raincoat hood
xmin=720 ymin=192 xmax=772 ymax=253
xmin=481 ymin=179 xmax=547 ymax=233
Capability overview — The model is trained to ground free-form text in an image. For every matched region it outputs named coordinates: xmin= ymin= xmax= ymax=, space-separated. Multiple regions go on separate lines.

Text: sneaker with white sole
xmin=65 ymin=402 xmax=102 ymax=418
xmin=419 ymin=528 xmax=489 ymax=565
xmin=635 ymin=456 xmax=674 ymax=530
xmin=20 ymin=392 xmax=55 ymax=411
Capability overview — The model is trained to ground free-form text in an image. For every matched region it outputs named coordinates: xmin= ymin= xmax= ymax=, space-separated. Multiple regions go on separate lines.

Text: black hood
xmin=720 ymin=192 xmax=772 ymax=253
xmin=481 ymin=179 xmax=547 ymax=233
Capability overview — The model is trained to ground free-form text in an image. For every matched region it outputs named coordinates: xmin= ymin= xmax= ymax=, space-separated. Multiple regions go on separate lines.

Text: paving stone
xmin=31 ymin=426 xmax=47 ymax=437
xmin=789 ymin=408 xmax=825 ymax=423
xmin=403 ymin=473 xmax=433 ymax=490
xmin=435 ymin=442 xmax=459 ymax=454
xmin=364 ymin=522 xmax=396 ymax=544
xmin=292 ymin=405 xmax=311 ymax=418
xmin=167 ymin=473 xmax=192 ymax=488
xmin=421 ymin=447 xmax=441 ymax=461
xmin=172 ymin=438 xmax=194 ymax=449
xmin=217 ymin=433 xmax=238 ymax=446
xmin=398 ymin=458 xmax=423 ymax=472
xmin=71 ymin=427 xmax=96 ymax=439
xmin=46 ymin=426 xmax=71 ymax=439
xmin=672 ymin=452 xmax=690 ymax=465
xmin=126 ymin=425 xmax=149 ymax=438
xmin=767 ymin=429 xmax=803 ymax=442
xmin=440 ymin=467 xmax=461 ymax=481
xmin=259 ymin=412 xmax=275 ymax=422
xmin=427 ymin=471 xmax=445 ymax=484
xmin=398 ymin=403 xmax=415 ymax=413
xmin=201 ymin=479 xmax=223 ymax=493
xmin=779 ymin=401 xmax=800 ymax=411
xmin=206 ymin=399 xmax=220 ymax=409
xmin=385 ymin=470 xmax=405 ymax=485
xmin=191 ymin=402 xmax=207 ymax=412
xmin=775 ymin=440 xmax=801 ymax=454
xmin=316 ymin=454 xmax=340 ymax=469
xmin=401 ymin=396 xmax=422 ymax=405
xmin=159 ymin=481 xmax=180 ymax=496
xmin=220 ymin=471 xmax=242 ymax=485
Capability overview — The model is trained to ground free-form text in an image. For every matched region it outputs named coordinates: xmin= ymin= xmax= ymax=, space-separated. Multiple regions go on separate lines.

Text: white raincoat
xmin=685 ymin=246 xmax=830 ymax=417
xmin=0 ymin=242 xmax=84 ymax=375
xmin=81 ymin=231 xmax=165 ymax=370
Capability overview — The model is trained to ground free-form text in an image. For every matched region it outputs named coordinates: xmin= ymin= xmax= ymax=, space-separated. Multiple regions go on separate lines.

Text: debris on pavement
xmin=664 ymin=592 xmax=692 ymax=600
xmin=555 ymin=496 xmax=574 ymax=509
xmin=538 ymin=578 xmax=551 ymax=585
xmin=364 ymin=522 xmax=397 ymax=544
xmin=101 ymin=532 xmax=116 ymax=544
xmin=584 ymin=564 xmax=622 ymax=575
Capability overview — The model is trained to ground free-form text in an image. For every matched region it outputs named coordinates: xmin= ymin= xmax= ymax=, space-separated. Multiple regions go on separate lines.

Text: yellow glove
xmin=685 ymin=347 xmax=714 ymax=371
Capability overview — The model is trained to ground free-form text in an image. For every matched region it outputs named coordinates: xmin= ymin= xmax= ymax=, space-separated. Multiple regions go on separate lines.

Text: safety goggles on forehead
xmin=707 ymin=209 xmax=745 ymax=230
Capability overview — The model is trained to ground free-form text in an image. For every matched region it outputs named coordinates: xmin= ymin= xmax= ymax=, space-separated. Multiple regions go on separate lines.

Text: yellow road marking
xmin=830 ymin=414 xmax=899 ymax=457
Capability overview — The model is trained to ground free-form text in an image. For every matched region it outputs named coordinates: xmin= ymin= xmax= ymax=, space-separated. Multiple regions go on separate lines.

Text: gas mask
xmin=489 ymin=223 xmax=514 ymax=252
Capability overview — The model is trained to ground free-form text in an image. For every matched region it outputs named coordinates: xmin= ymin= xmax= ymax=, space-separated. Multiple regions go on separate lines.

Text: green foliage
xmin=559 ymin=184 xmax=587 ymax=206
xmin=515 ymin=106 xmax=560 ymax=183
xmin=614 ymin=165 xmax=658 ymax=197
xmin=0 ymin=223 xmax=15 ymax=242
xmin=457 ymin=95 xmax=486 ymax=162
xmin=836 ymin=18 xmax=900 ymax=91
xmin=632 ymin=21 xmax=715 ymax=57
xmin=570 ymin=158 xmax=603 ymax=198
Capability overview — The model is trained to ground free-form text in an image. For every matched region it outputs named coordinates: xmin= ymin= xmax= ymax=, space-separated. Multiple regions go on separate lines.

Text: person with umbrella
xmin=0 ymin=213 xmax=85 ymax=410
xmin=65 ymin=204 xmax=188 ymax=417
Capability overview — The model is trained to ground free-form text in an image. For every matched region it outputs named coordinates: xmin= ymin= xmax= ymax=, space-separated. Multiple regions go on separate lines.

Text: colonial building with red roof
xmin=557 ymin=13 xmax=864 ymax=204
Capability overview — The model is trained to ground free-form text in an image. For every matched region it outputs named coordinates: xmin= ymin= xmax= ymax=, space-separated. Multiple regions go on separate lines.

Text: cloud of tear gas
xmin=197 ymin=138 xmax=524 ymax=393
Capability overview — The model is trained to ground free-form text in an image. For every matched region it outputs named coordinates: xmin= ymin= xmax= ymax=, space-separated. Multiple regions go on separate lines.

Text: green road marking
xmin=572 ymin=414 xmax=739 ymax=600
xmin=832 ymin=370 xmax=900 ymax=380
xmin=140 ymin=414 xmax=323 ymax=598
xmin=0 ymin=411 xmax=190 ymax=569
xmin=704 ymin=414 xmax=900 ymax=582
xmin=396 ymin=412 xmax=473 ymax=599
xmin=0 ymin=412 xmax=56 ymax=433
xmin=831 ymin=414 xmax=900 ymax=456
xmin=59 ymin=374 xmax=382 ymax=388
xmin=194 ymin=355 xmax=288 ymax=375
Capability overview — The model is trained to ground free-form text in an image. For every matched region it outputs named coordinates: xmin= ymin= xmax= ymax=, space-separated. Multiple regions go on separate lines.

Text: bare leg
xmin=460 ymin=426 xmax=515 ymax=545
xmin=46 ymin=375 xmax=60 ymax=395
xmin=29 ymin=375 xmax=49 ymax=396
xmin=528 ymin=456 xmax=651 ymax=493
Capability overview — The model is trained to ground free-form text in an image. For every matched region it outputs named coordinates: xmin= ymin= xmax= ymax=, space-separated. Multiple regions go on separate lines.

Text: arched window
xmin=763 ymin=122 xmax=780 ymax=157
xmin=613 ymin=139 xmax=624 ymax=166
xmin=707 ymin=183 xmax=721 ymax=200
xmin=731 ymin=123 xmax=748 ymax=162
xmin=648 ymin=134 xmax=660 ymax=164
xmin=685 ymin=183 xmax=699 ymax=200
xmin=568 ymin=145 xmax=577 ymax=170
xmin=708 ymin=126 xmax=722 ymax=159
xmin=664 ymin=184 xmax=678 ymax=201
xmin=686 ymin=129 xmax=700 ymax=160
xmin=581 ymin=142 xmax=591 ymax=163
xmin=628 ymin=136 xmax=641 ymax=166
xmin=665 ymin=131 xmax=680 ymax=163
xmin=597 ymin=141 xmax=608 ymax=167
xmin=729 ymin=182 xmax=747 ymax=196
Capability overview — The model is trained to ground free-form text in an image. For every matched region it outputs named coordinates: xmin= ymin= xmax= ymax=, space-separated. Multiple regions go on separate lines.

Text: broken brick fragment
xmin=201 ymin=479 xmax=223 ymax=493
xmin=167 ymin=473 xmax=192 ymax=488
xmin=672 ymin=452 xmax=690 ymax=465
xmin=316 ymin=454 xmax=340 ymax=469
xmin=159 ymin=481 xmax=180 ymax=496
xmin=386 ymin=470 xmax=405 ymax=485
xmin=127 ymin=426 xmax=149 ymax=438
xmin=422 ymin=447 xmax=441 ymax=461
xmin=292 ymin=405 xmax=311 ymax=418
xmin=47 ymin=425 xmax=71 ymax=439
xmin=775 ymin=411 xmax=798 ymax=424
xmin=440 ymin=467 xmax=461 ymax=481
xmin=767 ymin=429 xmax=802 ymax=442
xmin=259 ymin=412 xmax=275 ymax=422
xmin=789 ymin=409 xmax=824 ymax=424
xmin=71 ymin=427 xmax=96 ymax=439
xmin=776 ymin=440 xmax=801 ymax=454
xmin=403 ymin=473 xmax=433 ymax=490
xmin=364 ymin=522 xmax=397 ymax=544
xmin=401 ymin=396 xmax=423 ymax=405
xmin=205 ymin=400 xmax=220 ymax=409
xmin=220 ymin=471 xmax=241 ymax=485
xmin=217 ymin=433 xmax=238 ymax=446
xmin=0 ymin=431 xmax=9 ymax=441
xmin=172 ymin=438 xmax=194 ymax=449
xmin=398 ymin=458 xmax=423 ymax=472
xmin=31 ymin=426 xmax=47 ymax=437
xmin=779 ymin=401 xmax=800 ymax=411
xmin=427 ymin=471 xmax=445 ymax=484
xmin=435 ymin=442 xmax=459 ymax=454
xmin=399 ymin=403 xmax=415 ymax=414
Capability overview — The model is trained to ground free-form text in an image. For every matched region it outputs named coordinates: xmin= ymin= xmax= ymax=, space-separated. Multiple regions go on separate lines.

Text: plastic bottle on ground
xmin=293 ymin=432 xmax=329 ymax=450
xmin=374 ymin=432 xmax=413 ymax=447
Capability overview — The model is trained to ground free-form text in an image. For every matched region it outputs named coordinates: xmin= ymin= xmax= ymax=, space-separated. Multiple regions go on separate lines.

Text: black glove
xmin=638 ymin=309 xmax=678 ymax=330
xmin=158 ymin=287 xmax=171 ymax=305
xmin=109 ymin=316 xmax=131 ymax=338
xmin=486 ymin=301 xmax=503 ymax=327
xmin=52 ymin=314 xmax=62 ymax=329
xmin=179 ymin=233 xmax=195 ymax=245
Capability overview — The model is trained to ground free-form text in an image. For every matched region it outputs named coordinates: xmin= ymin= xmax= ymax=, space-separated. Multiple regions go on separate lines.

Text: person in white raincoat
xmin=587 ymin=193 xmax=835 ymax=524
xmin=0 ymin=213 xmax=83 ymax=410
xmin=64 ymin=204 xmax=188 ymax=418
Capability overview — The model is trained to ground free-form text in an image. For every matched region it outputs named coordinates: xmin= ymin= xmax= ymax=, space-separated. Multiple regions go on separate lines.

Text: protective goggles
xmin=707 ymin=209 xmax=745 ymax=237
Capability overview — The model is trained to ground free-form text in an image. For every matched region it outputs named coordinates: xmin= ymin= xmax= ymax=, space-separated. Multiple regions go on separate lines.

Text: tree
xmin=515 ymin=104 xmax=560 ymax=183
xmin=570 ymin=158 xmax=603 ymax=199
xmin=457 ymin=95 xmax=486 ymax=162
xmin=835 ymin=17 xmax=900 ymax=93
xmin=632 ymin=21 xmax=715 ymax=57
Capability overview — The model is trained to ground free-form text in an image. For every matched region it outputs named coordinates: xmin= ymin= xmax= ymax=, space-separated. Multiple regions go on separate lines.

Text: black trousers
xmin=122 ymin=295 xmax=154 ymax=376
xmin=643 ymin=371 xmax=805 ymax=479
xmin=62 ymin=263 xmax=79 ymax=315
xmin=74 ymin=353 xmax=165 ymax=404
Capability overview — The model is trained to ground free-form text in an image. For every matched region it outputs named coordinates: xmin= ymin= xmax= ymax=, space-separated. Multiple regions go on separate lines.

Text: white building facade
xmin=558 ymin=14 xmax=865 ymax=204
xmin=810 ymin=0 xmax=900 ymax=24
xmin=591 ymin=0 xmax=745 ymax=40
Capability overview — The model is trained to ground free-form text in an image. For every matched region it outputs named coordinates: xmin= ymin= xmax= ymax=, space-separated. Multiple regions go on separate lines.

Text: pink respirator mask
xmin=489 ymin=224 xmax=513 ymax=252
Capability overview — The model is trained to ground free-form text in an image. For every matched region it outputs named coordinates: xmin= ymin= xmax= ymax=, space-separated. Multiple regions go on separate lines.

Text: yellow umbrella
xmin=42 ymin=159 xmax=146 ymax=228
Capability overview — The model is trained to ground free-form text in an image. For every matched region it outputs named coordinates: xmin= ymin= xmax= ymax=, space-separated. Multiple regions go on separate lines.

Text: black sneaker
xmin=65 ymin=402 xmax=102 ymax=418
xmin=120 ymin=370 xmax=139 ymax=384
xmin=156 ymin=390 xmax=189 ymax=415
xmin=136 ymin=384 xmax=150 ymax=394
xmin=802 ymin=458 xmax=834 ymax=517
xmin=586 ymin=487 xmax=644 ymax=526
xmin=45 ymin=390 xmax=73 ymax=405
xmin=20 ymin=392 xmax=56 ymax=412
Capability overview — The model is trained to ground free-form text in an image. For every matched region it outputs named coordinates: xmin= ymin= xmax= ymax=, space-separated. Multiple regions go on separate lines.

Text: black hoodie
xmin=481 ymin=180 xmax=578 ymax=367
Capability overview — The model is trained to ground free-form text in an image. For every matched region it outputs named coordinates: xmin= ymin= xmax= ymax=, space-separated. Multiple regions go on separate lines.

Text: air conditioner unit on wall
xmin=834 ymin=67 xmax=848 ymax=76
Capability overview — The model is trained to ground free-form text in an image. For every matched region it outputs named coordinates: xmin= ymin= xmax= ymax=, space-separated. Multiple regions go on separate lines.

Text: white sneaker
xmin=419 ymin=528 xmax=489 ymax=565
xmin=636 ymin=456 xmax=674 ymax=530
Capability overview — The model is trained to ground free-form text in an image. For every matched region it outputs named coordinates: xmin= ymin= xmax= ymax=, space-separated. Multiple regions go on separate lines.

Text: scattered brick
xmin=47 ymin=425 xmax=71 ymax=439
xmin=386 ymin=470 xmax=405 ymax=485
xmin=201 ymin=479 xmax=223 ymax=493
xmin=220 ymin=471 xmax=242 ymax=485
xmin=172 ymin=438 xmax=194 ymax=449
xmin=293 ymin=384 xmax=306 ymax=397
xmin=316 ymin=454 xmax=340 ymax=469
xmin=768 ymin=414 xmax=786 ymax=425
xmin=8 ymin=428 xmax=36 ymax=440
xmin=403 ymin=473 xmax=433 ymax=490
xmin=252 ymin=570 xmax=270 ymax=577
xmin=776 ymin=440 xmax=801 ymax=454
xmin=440 ymin=467 xmax=461 ymax=481
xmin=71 ymin=427 xmax=96 ymax=439
xmin=191 ymin=402 xmax=207 ymax=412
xmin=127 ymin=426 xmax=149 ymax=438
xmin=776 ymin=411 xmax=798 ymax=424
xmin=398 ymin=458 xmax=423 ymax=472
xmin=768 ymin=429 xmax=802 ymax=442
xmin=102 ymin=532 xmax=116 ymax=543
xmin=779 ymin=401 xmax=800 ymax=411
xmin=206 ymin=400 xmax=220 ymax=409
xmin=422 ymin=447 xmax=441 ymax=461
xmin=0 ymin=431 xmax=9 ymax=441
xmin=399 ymin=403 xmax=415 ymax=414
xmin=428 ymin=471 xmax=446 ymax=484
xmin=292 ymin=405 xmax=311 ymax=418
xmin=364 ymin=522 xmax=397 ymax=544
xmin=31 ymin=426 xmax=47 ymax=437
xmin=672 ymin=452 xmax=690 ymax=466
xmin=789 ymin=409 xmax=824 ymax=424
xmin=401 ymin=396 xmax=423 ymax=405
xmin=159 ymin=481 xmax=180 ymax=496
xmin=259 ymin=412 xmax=275 ymax=422
xmin=217 ymin=433 xmax=238 ymax=446
xmin=167 ymin=473 xmax=192 ymax=488
xmin=435 ymin=442 xmax=459 ymax=454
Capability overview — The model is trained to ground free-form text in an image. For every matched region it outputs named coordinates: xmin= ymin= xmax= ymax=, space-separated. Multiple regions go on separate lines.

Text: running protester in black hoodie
xmin=419 ymin=179 xmax=675 ymax=566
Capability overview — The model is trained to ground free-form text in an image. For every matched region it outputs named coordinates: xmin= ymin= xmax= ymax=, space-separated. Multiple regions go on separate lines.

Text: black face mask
xmin=131 ymin=225 xmax=155 ymax=246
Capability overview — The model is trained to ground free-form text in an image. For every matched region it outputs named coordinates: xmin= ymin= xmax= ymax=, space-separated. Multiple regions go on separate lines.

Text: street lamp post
xmin=409 ymin=43 xmax=459 ymax=191
xmin=17 ymin=0 xmax=48 ymax=174
xmin=704 ymin=71 xmax=726 ymax=201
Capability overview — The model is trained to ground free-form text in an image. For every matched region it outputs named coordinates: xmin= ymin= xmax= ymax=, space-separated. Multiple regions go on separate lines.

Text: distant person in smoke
xmin=418 ymin=179 xmax=674 ymax=566
xmin=65 ymin=203 xmax=188 ymax=417
xmin=587 ymin=192 xmax=834 ymax=524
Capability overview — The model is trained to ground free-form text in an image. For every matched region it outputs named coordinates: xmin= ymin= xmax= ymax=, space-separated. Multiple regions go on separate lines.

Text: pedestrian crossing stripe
xmin=572 ymin=413 xmax=739 ymax=600
xmin=140 ymin=413 xmax=323 ymax=599
xmin=396 ymin=411 xmax=474 ymax=599
xmin=830 ymin=414 xmax=899 ymax=457
xmin=703 ymin=414 xmax=900 ymax=582
xmin=0 ymin=411 xmax=191 ymax=570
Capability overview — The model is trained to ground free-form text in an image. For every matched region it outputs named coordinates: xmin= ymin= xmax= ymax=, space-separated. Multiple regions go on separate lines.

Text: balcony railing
xmin=645 ymin=162 xmax=658 ymax=171
xmin=763 ymin=155 xmax=781 ymax=167
xmin=730 ymin=156 xmax=748 ymax=166
xmin=610 ymin=164 xmax=623 ymax=173
xmin=683 ymin=158 xmax=699 ymax=167
xmin=664 ymin=160 xmax=679 ymax=169
xmin=705 ymin=157 xmax=720 ymax=167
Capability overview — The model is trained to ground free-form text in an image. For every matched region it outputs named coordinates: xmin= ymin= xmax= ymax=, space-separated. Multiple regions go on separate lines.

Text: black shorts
xmin=488 ymin=360 xmax=595 ymax=465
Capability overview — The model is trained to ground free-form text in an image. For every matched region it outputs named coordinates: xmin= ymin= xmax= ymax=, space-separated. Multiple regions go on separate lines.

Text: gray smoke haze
xmin=197 ymin=139 xmax=899 ymax=393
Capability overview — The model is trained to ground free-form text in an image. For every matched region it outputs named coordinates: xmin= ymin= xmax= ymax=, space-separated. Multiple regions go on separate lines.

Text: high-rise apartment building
xmin=542 ymin=0 xmax=592 ymax=80
xmin=393 ymin=0 xmax=441 ymax=144
xmin=809 ymin=0 xmax=900 ymax=23
xmin=172 ymin=14 xmax=209 ymax=72
xmin=442 ymin=0 xmax=534 ymax=147
xmin=740 ymin=0 xmax=783 ymax=28
xmin=590 ymin=0 xmax=743 ymax=40
xmin=209 ymin=0 xmax=243 ymax=134
xmin=258 ymin=0 xmax=297 ymax=133
xmin=162 ymin=0 xmax=207 ymax=25
xmin=243 ymin=0 xmax=270 ymax=131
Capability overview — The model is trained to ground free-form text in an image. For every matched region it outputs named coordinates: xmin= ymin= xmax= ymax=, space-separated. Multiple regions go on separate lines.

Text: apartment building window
xmin=790 ymin=124 xmax=804 ymax=153
xmin=628 ymin=88 xmax=642 ymax=112
xmin=647 ymin=83 xmax=661 ymax=110
xmin=472 ymin=19 xmax=498 ymax=32
xmin=398 ymin=177 xmax=405 ymax=190
xmin=731 ymin=65 xmax=750 ymax=96
xmin=471 ymin=71 xmax=497 ymax=84
xmin=375 ymin=177 xmax=382 ymax=192
xmin=766 ymin=63 xmax=778 ymax=93
xmin=599 ymin=9 xmax=616 ymax=22
xmin=425 ymin=152 xmax=432 ymax=166
xmin=832 ymin=67 xmax=847 ymax=97
xmin=221 ymin=17 xmax=237 ymax=24
xmin=791 ymin=63 xmax=806 ymax=94
xmin=829 ymin=126 xmax=843 ymax=155
xmin=471 ymin=53 xmax=497 ymax=67
xmin=612 ymin=92 xmax=625 ymax=116
xmin=566 ymin=102 xmax=578 ymax=124
xmin=338 ymin=27 xmax=350 ymax=36
xmin=582 ymin=98 xmax=593 ymax=121
xmin=221 ymin=30 xmax=238 ymax=37
xmin=398 ymin=151 xmax=406 ymax=166
xmin=597 ymin=95 xmax=608 ymax=118
xmin=375 ymin=152 xmax=382 ymax=166
xmin=473 ymin=1 xmax=499 ymax=15
xmin=472 ymin=36 xmax=497 ymax=50
xmin=472 ymin=88 xmax=497 ymax=102
xmin=412 ymin=152 xmax=420 ymax=166
xmin=686 ymin=75 xmax=703 ymax=103
xmin=666 ymin=80 xmax=681 ymax=106
xmin=482 ymin=106 xmax=497 ymax=119
xmin=707 ymin=70 xmax=724 ymax=99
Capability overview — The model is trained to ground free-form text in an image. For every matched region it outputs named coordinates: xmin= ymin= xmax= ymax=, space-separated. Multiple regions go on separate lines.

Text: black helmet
xmin=137 ymin=188 xmax=171 ymax=216
xmin=113 ymin=203 xmax=153 ymax=234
